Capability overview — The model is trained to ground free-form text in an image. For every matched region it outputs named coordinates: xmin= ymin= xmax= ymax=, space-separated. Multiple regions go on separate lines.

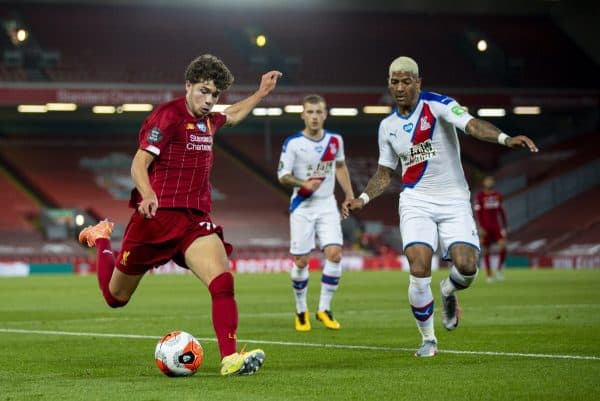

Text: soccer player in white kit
xmin=278 ymin=94 xmax=354 ymax=332
xmin=344 ymin=57 xmax=538 ymax=356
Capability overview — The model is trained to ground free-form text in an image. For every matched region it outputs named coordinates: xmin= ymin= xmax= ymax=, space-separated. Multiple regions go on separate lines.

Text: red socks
xmin=483 ymin=252 xmax=492 ymax=277
xmin=96 ymin=239 xmax=237 ymax=354
xmin=498 ymin=248 xmax=507 ymax=271
xmin=95 ymin=238 xmax=127 ymax=308
xmin=208 ymin=272 xmax=238 ymax=359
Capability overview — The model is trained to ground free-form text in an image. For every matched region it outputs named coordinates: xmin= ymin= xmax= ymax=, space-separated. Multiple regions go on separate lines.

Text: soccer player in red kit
xmin=474 ymin=176 xmax=507 ymax=282
xmin=79 ymin=54 xmax=282 ymax=376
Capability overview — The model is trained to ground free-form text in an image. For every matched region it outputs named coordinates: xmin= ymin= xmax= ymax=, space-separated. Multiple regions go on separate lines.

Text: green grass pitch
xmin=1 ymin=269 xmax=599 ymax=401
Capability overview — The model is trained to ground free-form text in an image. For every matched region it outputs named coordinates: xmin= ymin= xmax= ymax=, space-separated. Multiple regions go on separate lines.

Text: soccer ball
xmin=154 ymin=331 xmax=203 ymax=377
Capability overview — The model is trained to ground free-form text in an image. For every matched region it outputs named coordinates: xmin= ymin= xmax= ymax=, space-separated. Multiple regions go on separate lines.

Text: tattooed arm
xmin=465 ymin=118 xmax=539 ymax=152
xmin=342 ymin=164 xmax=394 ymax=218
xmin=361 ymin=165 xmax=394 ymax=201
xmin=279 ymin=173 xmax=322 ymax=192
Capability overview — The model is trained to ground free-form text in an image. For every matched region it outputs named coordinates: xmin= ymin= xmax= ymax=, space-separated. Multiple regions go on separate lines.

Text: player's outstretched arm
xmin=465 ymin=118 xmax=539 ymax=152
xmin=223 ymin=70 xmax=283 ymax=127
xmin=342 ymin=164 xmax=394 ymax=218
xmin=131 ymin=149 xmax=158 ymax=218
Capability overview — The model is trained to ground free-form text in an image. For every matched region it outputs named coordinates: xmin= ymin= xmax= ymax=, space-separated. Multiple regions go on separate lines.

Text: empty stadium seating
xmin=510 ymin=187 xmax=600 ymax=255
xmin=0 ymin=228 xmax=90 ymax=263
xmin=493 ymin=131 xmax=599 ymax=191
xmin=0 ymin=134 xmax=136 ymax=224
xmin=4 ymin=4 xmax=596 ymax=88
xmin=0 ymin=168 xmax=37 ymax=231
xmin=0 ymin=132 xmax=291 ymax=252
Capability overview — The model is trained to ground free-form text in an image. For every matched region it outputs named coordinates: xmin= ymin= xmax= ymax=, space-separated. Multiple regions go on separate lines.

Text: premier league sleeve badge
xmin=148 ymin=127 xmax=163 ymax=144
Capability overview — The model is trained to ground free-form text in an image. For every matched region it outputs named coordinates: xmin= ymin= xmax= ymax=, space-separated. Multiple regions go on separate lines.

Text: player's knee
xmin=406 ymin=256 xmax=432 ymax=277
xmin=454 ymin=254 xmax=478 ymax=275
xmin=293 ymin=256 xmax=309 ymax=269
xmin=107 ymin=299 xmax=128 ymax=308
xmin=325 ymin=249 xmax=342 ymax=263
xmin=409 ymin=262 xmax=431 ymax=278
xmin=103 ymin=289 xmax=129 ymax=308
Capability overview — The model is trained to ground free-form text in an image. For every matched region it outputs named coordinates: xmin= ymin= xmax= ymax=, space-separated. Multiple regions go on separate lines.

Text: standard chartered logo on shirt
xmin=187 ymin=134 xmax=213 ymax=151
xmin=451 ymin=105 xmax=467 ymax=116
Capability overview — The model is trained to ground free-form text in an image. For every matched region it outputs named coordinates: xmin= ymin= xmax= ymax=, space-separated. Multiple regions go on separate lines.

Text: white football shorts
xmin=289 ymin=196 xmax=343 ymax=255
xmin=399 ymin=194 xmax=480 ymax=260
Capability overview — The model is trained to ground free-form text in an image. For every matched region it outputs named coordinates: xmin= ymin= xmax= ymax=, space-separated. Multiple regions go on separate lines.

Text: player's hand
xmin=343 ymin=198 xmax=366 ymax=215
xmin=301 ymin=178 xmax=322 ymax=192
xmin=341 ymin=197 xmax=356 ymax=219
xmin=258 ymin=70 xmax=283 ymax=97
xmin=506 ymin=135 xmax=539 ymax=153
xmin=501 ymin=228 xmax=507 ymax=237
xmin=138 ymin=192 xmax=158 ymax=219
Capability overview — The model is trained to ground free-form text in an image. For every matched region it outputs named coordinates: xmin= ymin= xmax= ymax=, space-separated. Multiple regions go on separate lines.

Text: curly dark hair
xmin=184 ymin=54 xmax=234 ymax=90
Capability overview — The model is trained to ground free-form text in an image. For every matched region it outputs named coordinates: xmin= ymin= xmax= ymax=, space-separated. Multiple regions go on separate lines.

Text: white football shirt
xmin=378 ymin=91 xmax=475 ymax=201
xmin=278 ymin=130 xmax=345 ymax=212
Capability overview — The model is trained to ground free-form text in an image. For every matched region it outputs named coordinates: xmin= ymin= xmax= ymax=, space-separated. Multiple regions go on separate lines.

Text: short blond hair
xmin=389 ymin=56 xmax=419 ymax=77
xmin=302 ymin=94 xmax=326 ymax=107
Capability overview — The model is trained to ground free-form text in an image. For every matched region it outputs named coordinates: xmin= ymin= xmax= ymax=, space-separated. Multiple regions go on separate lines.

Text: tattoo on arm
xmin=363 ymin=165 xmax=394 ymax=200
xmin=279 ymin=174 xmax=304 ymax=188
xmin=465 ymin=118 xmax=502 ymax=143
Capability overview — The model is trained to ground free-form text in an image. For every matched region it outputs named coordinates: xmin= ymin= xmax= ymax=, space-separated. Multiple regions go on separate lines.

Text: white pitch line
xmin=3 ymin=304 xmax=598 ymax=325
xmin=0 ymin=327 xmax=598 ymax=362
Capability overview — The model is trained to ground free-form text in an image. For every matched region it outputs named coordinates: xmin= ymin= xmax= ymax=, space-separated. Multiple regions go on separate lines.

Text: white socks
xmin=441 ymin=265 xmax=478 ymax=297
xmin=290 ymin=264 xmax=309 ymax=314
xmin=318 ymin=260 xmax=342 ymax=312
xmin=292 ymin=260 xmax=342 ymax=313
xmin=409 ymin=275 xmax=436 ymax=342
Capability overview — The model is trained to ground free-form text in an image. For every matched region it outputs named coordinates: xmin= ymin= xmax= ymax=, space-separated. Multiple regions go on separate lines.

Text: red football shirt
xmin=473 ymin=190 xmax=507 ymax=230
xmin=130 ymin=97 xmax=227 ymax=213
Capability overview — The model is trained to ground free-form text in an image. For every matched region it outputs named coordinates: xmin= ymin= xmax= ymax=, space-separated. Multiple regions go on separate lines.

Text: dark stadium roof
xmin=0 ymin=0 xmax=588 ymax=15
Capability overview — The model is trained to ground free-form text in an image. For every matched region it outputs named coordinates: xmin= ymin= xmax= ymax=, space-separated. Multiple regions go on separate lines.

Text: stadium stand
xmin=476 ymin=131 xmax=598 ymax=196
xmin=0 ymin=228 xmax=89 ymax=263
xmin=0 ymin=63 xmax=28 ymax=81
xmin=510 ymin=187 xmax=600 ymax=256
xmin=0 ymin=4 xmax=596 ymax=265
xmin=0 ymin=134 xmax=136 ymax=225
xmin=5 ymin=5 xmax=598 ymax=87
xmin=0 ymin=168 xmax=37 ymax=231
xmin=0 ymin=132 xmax=291 ymax=253
xmin=210 ymin=144 xmax=290 ymax=250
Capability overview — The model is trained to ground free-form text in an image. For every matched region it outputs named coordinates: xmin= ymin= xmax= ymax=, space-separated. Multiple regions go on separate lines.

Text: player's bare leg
xmin=184 ymin=233 xmax=264 ymax=376
xmin=405 ymin=244 xmax=437 ymax=357
xmin=316 ymin=245 xmax=342 ymax=330
xmin=291 ymin=254 xmax=311 ymax=331
xmin=79 ymin=219 xmax=136 ymax=307
xmin=440 ymin=244 xmax=479 ymax=330
xmin=108 ymin=270 xmax=144 ymax=303
xmin=496 ymin=238 xmax=507 ymax=281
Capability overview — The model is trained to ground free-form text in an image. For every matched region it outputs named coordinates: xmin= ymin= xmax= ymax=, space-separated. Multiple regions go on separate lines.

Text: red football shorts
xmin=116 ymin=208 xmax=232 ymax=275
xmin=480 ymin=226 xmax=505 ymax=246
